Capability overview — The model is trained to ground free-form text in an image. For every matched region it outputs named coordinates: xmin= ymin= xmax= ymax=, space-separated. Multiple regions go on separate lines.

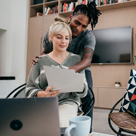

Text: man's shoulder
xmin=82 ymin=29 xmax=94 ymax=37
xmin=74 ymin=29 xmax=94 ymax=41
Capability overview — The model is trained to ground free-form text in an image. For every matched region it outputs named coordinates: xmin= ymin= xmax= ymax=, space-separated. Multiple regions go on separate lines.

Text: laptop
xmin=0 ymin=97 xmax=62 ymax=136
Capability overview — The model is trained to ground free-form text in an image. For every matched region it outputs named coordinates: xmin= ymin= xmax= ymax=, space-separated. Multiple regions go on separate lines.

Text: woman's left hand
xmin=36 ymin=86 xmax=60 ymax=97
xmin=45 ymin=86 xmax=60 ymax=97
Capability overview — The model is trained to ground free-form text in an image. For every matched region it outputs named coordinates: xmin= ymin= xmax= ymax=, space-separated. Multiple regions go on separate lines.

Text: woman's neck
xmin=48 ymin=50 xmax=70 ymax=64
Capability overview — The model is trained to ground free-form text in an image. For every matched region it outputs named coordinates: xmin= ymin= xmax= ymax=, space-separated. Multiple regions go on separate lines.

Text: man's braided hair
xmin=73 ymin=1 xmax=101 ymax=30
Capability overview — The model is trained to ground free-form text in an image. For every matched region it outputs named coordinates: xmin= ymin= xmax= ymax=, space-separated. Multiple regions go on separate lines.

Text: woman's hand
xmin=36 ymin=86 xmax=60 ymax=97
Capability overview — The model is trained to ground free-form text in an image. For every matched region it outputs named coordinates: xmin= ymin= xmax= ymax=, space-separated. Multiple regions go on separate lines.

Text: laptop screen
xmin=0 ymin=97 xmax=60 ymax=136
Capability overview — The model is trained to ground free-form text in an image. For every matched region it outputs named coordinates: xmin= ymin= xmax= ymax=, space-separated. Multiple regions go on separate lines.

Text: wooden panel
xmin=93 ymin=87 xmax=98 ymax=107
xmin=91 ymin=6 xmax=136 ymax=88
xmin=26 ymin=17 xmax=43 ymax=81
xmin=43 ymin=14 xmax=59 ymax=36
xmin=97 ymin=1 xmax=136 ymax=11
xmin=98 ymin=88 xmax=126 ymax=109
xmin=42 ymin=14 xmax=59 ymax=51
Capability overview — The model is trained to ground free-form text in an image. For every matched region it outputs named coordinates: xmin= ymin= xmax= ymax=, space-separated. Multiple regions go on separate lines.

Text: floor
xmin=91 ymin=108 xmax=117 ymax=136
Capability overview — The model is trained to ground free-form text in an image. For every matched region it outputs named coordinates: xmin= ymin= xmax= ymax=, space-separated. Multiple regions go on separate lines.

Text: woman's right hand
xmin=36 ymin=86 xmax=60 ymax=97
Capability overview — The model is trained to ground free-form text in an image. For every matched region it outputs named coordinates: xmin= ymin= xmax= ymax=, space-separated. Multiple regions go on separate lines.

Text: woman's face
xmin=69 ymin=13 xmax=89 ymax=37
xmin=50 ymin=30 xmax=70 ymax=52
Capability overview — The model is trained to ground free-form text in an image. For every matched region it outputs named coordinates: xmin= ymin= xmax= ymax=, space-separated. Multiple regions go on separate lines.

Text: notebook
xmin=0 ymin=97 xmax=61 ymax=136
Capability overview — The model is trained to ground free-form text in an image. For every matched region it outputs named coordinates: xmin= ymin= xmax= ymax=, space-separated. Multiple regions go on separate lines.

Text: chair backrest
xmin=80 ymin=86 xmax=95 ymax=116
xmin=6 ymin=84 xmax=95 ymax=116
xmin=6 ymin=83 xmax=26 ymax=98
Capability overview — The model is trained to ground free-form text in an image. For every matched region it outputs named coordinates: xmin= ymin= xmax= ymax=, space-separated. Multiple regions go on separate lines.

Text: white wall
xmin=0 ymin=0 xmax=29 ymax=97
xmin=0 ymin=29 xmax=7 ymax=75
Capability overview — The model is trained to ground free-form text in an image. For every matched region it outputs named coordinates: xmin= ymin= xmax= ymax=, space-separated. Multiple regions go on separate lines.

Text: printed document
xmin=43 ymin=66 xmax=84 ymax=93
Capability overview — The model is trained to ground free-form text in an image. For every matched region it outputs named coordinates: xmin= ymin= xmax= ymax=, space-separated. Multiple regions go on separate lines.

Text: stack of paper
xmin=43 ymin=66 xmax=84 ymax=93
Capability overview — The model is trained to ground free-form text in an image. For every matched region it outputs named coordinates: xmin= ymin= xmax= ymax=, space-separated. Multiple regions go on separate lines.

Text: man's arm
xmin=69 ymin=48 xmax=94 ymax=72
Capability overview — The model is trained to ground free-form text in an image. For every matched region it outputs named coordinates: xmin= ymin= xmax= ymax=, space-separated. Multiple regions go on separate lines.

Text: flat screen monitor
xmin=91 ymin=26 xmax=132 ymax=64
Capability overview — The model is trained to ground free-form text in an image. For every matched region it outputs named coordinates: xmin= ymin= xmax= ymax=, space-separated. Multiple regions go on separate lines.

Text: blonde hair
xmin=49 ymin=16 xmax=72 ymax=40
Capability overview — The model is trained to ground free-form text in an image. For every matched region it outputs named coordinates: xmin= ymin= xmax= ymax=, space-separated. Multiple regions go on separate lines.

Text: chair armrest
xmin=6 ymin=83 xmax=26 ymax=98
xmin=109 ymin=96 xmax=123 ymax=114
xmin=108 ymin=96 xmax=130 ymax=136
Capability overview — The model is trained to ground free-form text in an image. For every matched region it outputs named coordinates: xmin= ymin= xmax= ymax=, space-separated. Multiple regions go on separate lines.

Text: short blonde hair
xmin=49 ymin=16 xmax=72 ymax=41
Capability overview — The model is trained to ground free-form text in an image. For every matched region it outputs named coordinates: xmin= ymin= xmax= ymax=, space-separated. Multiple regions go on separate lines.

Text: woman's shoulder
xmin=69 ymin=53 xmax=81 ymax=61
xmin=70 ymin=53 xmax=80 ymax=58
xmin=36 ymin=54 xmax=49 ymax=63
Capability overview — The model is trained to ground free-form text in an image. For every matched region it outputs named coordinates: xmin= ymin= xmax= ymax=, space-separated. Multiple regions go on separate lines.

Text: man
xmin=33 ymin=2 xmax=101 ymax=132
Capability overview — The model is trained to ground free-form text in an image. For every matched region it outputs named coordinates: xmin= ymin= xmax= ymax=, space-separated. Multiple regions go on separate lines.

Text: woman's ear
xmin=49 ymin=34 xmax=53 ymax=42
xmin=70 ymin=13 xmax=73 ymax=21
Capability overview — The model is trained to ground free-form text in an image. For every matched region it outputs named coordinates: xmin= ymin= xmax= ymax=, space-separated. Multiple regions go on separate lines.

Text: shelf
xmin=44 ymin=13 xmax=59 ymax=16
xmin=0 ymin=76 xmax=15 ymax=80
xmin=44 ymin=0 xmax=57 ymax=2
xmin=29 ymin=0 xmax=136 ymax=17
xmin=60 ymin=0 xmax=77 ymax=2
xmin=59 ymin=10 xmax=73 ymax=16
xmin=44 ymin=1 xmax=58 ymax=6
xmin=97 ymin=0 xmax=136 ymax=11
xmin=93 ymin=86 xmax=127 ymax=89
xmin=0 ymin=28 xmax=7 ymax=31
xmin=31 ymin=4 xmax=43 ymax=9
xmin=30 ymin=4 xmax=43 ymax=17
xmin=31 ymin=0 xmax=43 ymax=5
xmin=31 ymin=3 xmax=43 ymax=7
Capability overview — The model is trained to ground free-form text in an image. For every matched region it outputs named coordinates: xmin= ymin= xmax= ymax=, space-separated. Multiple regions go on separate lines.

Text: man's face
xmin=69 ymin=14 xmax=89 ymax=37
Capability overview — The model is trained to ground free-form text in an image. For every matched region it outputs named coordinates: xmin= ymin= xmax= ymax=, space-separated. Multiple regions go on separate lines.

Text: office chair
xmin=108 ymin=96 xmax=136 ymax=136
xmin=108 ymin=69 xmax=136 ymax=136
xmin=79 ymin=86 xmax=95 ymax=116
xmin=6 ymin=83 xmax=95 ymax=116
xmin=6 ymin=83 xmax=26 ymax=98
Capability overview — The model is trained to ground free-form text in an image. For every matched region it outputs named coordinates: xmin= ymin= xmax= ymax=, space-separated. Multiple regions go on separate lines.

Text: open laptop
xmin=0 ymin=97 xmax=64 ymax=136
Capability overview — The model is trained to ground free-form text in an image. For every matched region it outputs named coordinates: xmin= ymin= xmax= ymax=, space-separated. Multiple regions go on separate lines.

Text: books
xmin=45 ymin=5 xmax=58 ymax=15
xmin=36 ymin=12 xmax=43 ymax=16
xmin=60 ymin=1 xmax=78 ymax=12
xmin=99 ymin=0 xmax=124 ymax=5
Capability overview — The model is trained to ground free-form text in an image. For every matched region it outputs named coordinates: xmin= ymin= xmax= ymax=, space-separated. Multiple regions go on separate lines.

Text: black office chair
xmin=6 ymin=83 xmax=95 ymax=116
xmin=79 ymin=86 xmax=95 ymax=116
xmin=6 ymin=83 xmax=26 ymax=98
xmin=108 ymin=97 xmax=136 ymax=136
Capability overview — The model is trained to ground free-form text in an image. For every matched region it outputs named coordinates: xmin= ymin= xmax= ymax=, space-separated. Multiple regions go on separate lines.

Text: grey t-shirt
xmin=43 ymin=28 xmax=96 ymax=70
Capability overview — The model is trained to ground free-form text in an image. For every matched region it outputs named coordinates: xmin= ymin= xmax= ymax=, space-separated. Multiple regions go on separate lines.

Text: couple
xmin=25 ymin=2 xmax=101 ymax=131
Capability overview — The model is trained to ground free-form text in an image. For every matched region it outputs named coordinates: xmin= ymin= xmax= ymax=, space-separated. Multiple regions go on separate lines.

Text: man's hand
xmin=32 ymin=56 xmax=41 ymax=66
xmin=32 ymin=48 xmax=51 ymax=66
xmin=68 ymin=65 xmax=78 ymax=73
xmin=36 ymin=86 xmax=60 ymax=97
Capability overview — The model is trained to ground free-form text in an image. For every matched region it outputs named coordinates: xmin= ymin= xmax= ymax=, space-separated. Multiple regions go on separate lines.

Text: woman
xmin=33 ymin=2 xmax=101 ymax=132
xmin=25 ymin=17 xmax=88 ymax=127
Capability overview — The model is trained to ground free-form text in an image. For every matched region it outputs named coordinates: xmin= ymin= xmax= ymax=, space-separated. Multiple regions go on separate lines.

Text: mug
xmin=64 ymin=116 xmax=91 ymax=136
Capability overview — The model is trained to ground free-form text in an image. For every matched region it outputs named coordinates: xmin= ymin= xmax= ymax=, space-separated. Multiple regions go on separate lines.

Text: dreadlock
xmin=73 ymin=1 xmax=101 ymax=30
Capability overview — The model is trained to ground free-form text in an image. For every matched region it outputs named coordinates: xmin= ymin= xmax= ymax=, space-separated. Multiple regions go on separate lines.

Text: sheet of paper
xmin=43 ymin=66 xmax=84 ymax=93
